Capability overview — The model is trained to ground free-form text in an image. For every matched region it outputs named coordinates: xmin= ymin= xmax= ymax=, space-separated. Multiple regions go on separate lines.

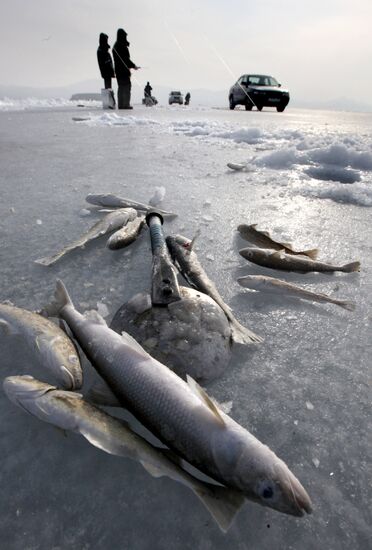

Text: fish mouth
xmin=274 ymin=462 xmax=313 ymax=516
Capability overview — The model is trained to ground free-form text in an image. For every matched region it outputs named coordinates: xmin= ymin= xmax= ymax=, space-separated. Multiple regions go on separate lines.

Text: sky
xmin=1 ymin=0 xmax=372 ymax=106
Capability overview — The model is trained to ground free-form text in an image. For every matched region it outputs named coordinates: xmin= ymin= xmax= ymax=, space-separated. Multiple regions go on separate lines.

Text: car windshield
xmin=170 ymin=91 xmax=181 ymax=95
xmin=246 ymin=75 xmax=279 ymax=86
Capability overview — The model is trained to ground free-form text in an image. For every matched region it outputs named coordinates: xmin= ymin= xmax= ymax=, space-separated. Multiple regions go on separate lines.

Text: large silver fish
xmin=35 ymin=208 xmax=137 ymax=266
xmin=0 ymin=304 xmax=82 ymax=389
xmin=42 ymin=280 xmax=312 ymax=517
xmin=107 ymin=215 xmax=146 ymax=250
xmin=238 ymin=224 xmax=319 ymax=260
xmin=239 ymin=247 xmax=360 ymax=273
xmin=3 ymin=375 xmax=244 ymax=532
xmin=85 ymin=193 xmax=177 ymax=218
xmin=166 ymin=235 xmax=263 ymax=345
xmin=237 ymin=275 xmax=356 ymax=311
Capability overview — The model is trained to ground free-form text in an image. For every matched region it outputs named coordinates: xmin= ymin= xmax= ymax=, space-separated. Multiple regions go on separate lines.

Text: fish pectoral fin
xmin=193 ymin=485 xmax=245 ymax=533
xmin=186 ymin=375 xmax=225 ymax=426
xmin=140 ymin=461 xmax=166 ymax=478
xmin=86 ymin=377 xmax=122 ymax=407
xmin=270 ymin=249 xmax=286 ymax=258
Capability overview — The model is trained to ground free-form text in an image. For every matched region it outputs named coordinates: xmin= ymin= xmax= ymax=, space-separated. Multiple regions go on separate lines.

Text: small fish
xmin=238 ymin=224 xmax=319 ymax=259
xmin=85 ymin=193 xmax=177 ymax=218
xmin=0 ymin=304 xmax=82 ymax=389
xmin=107 ymin=215 xmax=146 ymax=250
xmin=35 ymin=208 xmax=137 ymax=266
xmin=237 ymin=275 xmax=356 ymax=311
xmin=3 ymin=375 xmax=244 ymax=532
xmin=227 ymin=162 xmax=246 ymax=171
xmin=239 ymin=247 xmax=361 ymax=273
xmin=42 ymin=279 xmax=312 ymax=517
xmin=166 ymin=235 xmax=262 ymax=345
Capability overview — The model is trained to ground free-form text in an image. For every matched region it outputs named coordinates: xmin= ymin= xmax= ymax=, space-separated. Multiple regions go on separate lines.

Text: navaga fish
xmin=237 ymin=275 xmax=356 ymax=311
xmin=0 ymin=303 xmax=82 ymax=389
xmin=239 ymin=247 xmax=360 ymax=273
xmin=35 ymin=208 xmax=137 ymax=266
xmin=3 ymin=376 xmax=244 ymax=532
xmin=42 ymin=279 xmax=312 ymax=517
xmin=166 ymin=234 xmax=263 ymax=345
xmin=238 ymin=224 xmax=319 ymax=259
xmin=85 ymin=193 xmax=177 ymax=218
xmin=107 ymin=215 xmax=146 ymax=250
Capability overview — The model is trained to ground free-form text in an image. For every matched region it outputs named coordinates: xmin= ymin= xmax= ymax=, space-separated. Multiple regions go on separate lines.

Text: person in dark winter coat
xmin=97 ymin=33 xmax=115 ymax=89
xmin=184 ymin=92 xmax=191 ymax=105
xmin=113 ymin=28 xmax=138 ymax=109
xmin=144 ymin=82 xmax=152 ymax=99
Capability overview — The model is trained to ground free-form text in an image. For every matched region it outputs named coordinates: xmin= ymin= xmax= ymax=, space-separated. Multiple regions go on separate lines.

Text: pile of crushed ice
xmin=0 ymin=97 xmax=101 ymax=111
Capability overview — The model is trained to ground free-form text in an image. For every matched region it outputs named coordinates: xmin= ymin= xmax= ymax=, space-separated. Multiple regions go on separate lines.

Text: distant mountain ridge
xmin=1 ymin=81 xmax=372 ymax=113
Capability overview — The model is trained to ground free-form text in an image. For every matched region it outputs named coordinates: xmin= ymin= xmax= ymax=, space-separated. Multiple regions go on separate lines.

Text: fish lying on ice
xmin=3 ymin=375 xmax=244 ymax=532
xmin=85 ymin=193 xmax=177 ymax=218
xmin=0 ymin=304 xmax=82 ymax=389
xmin=35 ymin=208 xmax=137 ymax=266
xmin=237 ymin=275 xmax=356 ymax=311
xmin=238 ymin=224 xmax=319 ymax=259
xmin=166 ymin=234 xmax=263 ymax=345
xmin=239 ymin=247 xmax=360 ymax=273
xmin=107 ymin=215 xmax=146 ymax=250
xmin=42 ymin=279 xmax=311 ymax=517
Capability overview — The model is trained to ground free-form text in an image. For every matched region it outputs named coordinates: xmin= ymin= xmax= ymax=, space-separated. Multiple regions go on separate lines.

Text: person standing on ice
xmin=113 ymin=28 xmax=138 ymax=109
xmin=97 ymin=33 xmax=115 ymax=89
xmin=144 ymin=81 xmax=153 ymax=105
xmin=184 ymin=92 xmax=191 ymax=105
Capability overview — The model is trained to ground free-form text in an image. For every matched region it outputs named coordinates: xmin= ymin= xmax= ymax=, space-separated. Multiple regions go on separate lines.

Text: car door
xmin=233 ymin=76 xmax=247 ymax=103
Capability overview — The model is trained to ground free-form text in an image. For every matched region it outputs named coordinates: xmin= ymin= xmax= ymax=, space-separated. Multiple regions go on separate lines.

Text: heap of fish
xmin=237 ymin=223 xmax=359 ymax=310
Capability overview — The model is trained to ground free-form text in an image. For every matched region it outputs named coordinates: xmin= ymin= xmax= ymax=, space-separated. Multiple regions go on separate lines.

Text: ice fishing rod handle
xmin=145 ymin=210 xmax=181 ymax=306
xmin=146 ymin=211 xmax=165 ymax=253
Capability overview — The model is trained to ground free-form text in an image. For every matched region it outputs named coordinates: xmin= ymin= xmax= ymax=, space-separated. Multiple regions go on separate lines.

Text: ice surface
xmin=0 ymin=104 xmax=371 ymax=549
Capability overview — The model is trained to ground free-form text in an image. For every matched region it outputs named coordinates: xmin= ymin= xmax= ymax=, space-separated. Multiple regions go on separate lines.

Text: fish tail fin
xmin=303 ymin=248 xmax=319 ymax=260
xmin=192 ymin=484 xmax=245 ymax=533
xmin=341 ymin=261 xmax=360 ymax=273
xmin=41 ymin=279 xmax=73 ymax=318
xmin=231 ymin=320 xmax=263 ymax=345
xmin=336 ymin=300 xmax=356 ymax=312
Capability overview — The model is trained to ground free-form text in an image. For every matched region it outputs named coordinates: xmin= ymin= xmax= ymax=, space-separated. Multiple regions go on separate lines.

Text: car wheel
xmin=245 ymin=104 xmax=252 ymax=111
xmin=276 ymin=105 xmax=286 ymax=112
xmin=229 ymin=96 xmax=236 ymax=110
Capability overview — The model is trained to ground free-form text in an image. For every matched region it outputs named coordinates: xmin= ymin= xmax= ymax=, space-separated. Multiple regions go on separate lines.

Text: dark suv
xmin=229 ymin=74 xmax=290 ymax=112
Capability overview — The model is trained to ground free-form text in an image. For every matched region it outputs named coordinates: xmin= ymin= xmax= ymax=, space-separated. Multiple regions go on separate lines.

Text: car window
xmin=248 ymin=76 xmax=261 ymax=85
xmin=269 ymin=77 xmax=278 ymax=86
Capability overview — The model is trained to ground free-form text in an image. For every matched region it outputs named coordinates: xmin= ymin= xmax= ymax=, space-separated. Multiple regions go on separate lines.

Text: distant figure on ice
xmin=144 ymin=81 xmax=153 ymax=105
xmin=97 ymin=33 xmax=115 ymax=109
xmin=113 ymin=28 xmax=138 ymax=110
xmin=184 ymin=92 xmax=191 ymax=105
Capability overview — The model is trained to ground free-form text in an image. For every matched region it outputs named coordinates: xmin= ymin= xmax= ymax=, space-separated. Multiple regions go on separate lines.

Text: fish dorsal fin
xmin=186 ymin=375 xmax=225 ymax=426
xmin=248 ymin=223 xmax=258 ymax=229
xmin=260 ymin=229 xmax=273 ymax=239
xmin=83 ymin=310 xmax=107 ymax=325
xmin=120 ymin=331 xmax=148 ymax=355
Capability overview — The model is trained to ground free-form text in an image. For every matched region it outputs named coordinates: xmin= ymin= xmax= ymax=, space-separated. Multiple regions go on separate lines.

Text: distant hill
xmin=1 ymin=81 xmax=371 ymax=113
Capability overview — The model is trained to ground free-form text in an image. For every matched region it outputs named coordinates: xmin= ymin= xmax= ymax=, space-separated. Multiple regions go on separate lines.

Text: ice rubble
xmin=0 ymin=97 xmax=100 ymax=111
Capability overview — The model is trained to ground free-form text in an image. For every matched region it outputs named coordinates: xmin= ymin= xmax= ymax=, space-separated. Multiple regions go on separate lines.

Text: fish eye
xmin=258 ymin=480 xmax=275 ymax=500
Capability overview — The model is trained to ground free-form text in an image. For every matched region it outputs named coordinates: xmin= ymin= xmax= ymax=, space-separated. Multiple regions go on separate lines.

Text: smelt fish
xmin=238 ymin=224 xmax=319 ymax=259
xmin=35 ymin=208 xmax=137 ymax=266
xmin=166 ymin=234 xmax=263 ymax=345
xmin=239 ymin=247 xmax=360 ymax=273
xmin=237 ymin=275 xmax=356 ymax=311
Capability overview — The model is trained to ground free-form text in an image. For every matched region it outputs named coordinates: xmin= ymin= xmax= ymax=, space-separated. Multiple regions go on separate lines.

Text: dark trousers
xmin=104 ymin=77 xmax=112 ymax=89
xmin=117 ymin=77 xmax=132 ymax=109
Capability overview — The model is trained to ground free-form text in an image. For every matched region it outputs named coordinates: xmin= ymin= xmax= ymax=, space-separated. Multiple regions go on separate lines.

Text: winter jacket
xmin=97 ymin=33 xmax=115 ymax=78
xmin=113 ymin=28 xmax=136 ymax=79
